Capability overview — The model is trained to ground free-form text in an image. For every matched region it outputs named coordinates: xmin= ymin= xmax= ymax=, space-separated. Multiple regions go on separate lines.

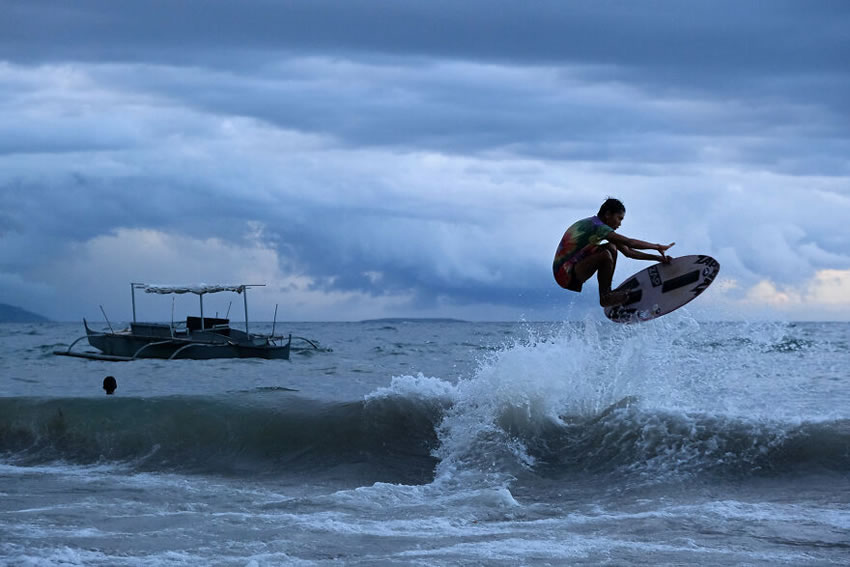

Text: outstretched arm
xmin=607 ymin=232 xmax=675 ymax=263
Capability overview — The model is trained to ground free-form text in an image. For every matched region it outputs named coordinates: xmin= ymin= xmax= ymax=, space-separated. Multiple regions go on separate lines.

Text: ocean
xmin=1 ymin=317 xmax=848 ymax=566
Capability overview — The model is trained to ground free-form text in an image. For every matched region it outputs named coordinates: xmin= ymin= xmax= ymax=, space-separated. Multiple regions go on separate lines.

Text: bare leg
xmin=596 ymin=251 xmax=629 ymax=307
xmin=595 ymin=245 xmax=628 ymax=307
xmin=572 ymin=244 xmax=628 ymax=307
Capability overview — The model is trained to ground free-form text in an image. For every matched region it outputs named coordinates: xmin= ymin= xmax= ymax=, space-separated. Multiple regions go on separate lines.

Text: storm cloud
xmin=1 ymin=0 xmax=848 ymax=321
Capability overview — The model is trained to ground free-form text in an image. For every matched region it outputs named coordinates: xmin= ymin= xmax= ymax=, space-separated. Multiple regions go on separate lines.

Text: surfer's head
xmin=598 ymin=198 xmax=625 ymax=229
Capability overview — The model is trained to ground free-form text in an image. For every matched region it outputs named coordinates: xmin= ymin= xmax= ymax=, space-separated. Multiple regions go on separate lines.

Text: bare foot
xmin=600 ymin=290 xmax=629 ymax=307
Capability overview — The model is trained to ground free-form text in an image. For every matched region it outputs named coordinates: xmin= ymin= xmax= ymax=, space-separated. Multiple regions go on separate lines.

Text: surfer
xmin=553 ymin=198 xmax=675 ymax=307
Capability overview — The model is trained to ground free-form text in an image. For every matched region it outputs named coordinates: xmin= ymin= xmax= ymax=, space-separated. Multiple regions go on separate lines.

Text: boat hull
xmin=85 ymin=328 xmax=291 ymax=360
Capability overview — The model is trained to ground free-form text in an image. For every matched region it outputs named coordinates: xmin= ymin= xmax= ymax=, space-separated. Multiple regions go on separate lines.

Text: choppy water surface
xmin=1 ymin=318 xmax=849 ymax=565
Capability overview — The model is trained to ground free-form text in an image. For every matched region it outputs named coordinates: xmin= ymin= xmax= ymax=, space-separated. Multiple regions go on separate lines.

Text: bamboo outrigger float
xmin=55 ymin=283 xmax=294 ymax=361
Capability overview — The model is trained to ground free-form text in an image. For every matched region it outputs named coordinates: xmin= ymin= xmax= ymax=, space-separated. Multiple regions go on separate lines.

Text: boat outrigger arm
xmin=131 ymin=283 xmax=262 ymax=333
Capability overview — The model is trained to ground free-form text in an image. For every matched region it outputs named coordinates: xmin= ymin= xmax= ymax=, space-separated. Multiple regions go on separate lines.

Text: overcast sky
xmin=1 ymin=0 xmax=848 ymax=322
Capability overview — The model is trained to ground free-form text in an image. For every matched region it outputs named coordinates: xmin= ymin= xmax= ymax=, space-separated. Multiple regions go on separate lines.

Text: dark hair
xmin=598 ymin=198 xmax=625 ymax=217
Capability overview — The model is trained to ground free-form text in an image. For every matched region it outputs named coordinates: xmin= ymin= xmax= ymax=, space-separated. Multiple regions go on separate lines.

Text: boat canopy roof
xmin=135 ymin=284 xmax=262 ymax=295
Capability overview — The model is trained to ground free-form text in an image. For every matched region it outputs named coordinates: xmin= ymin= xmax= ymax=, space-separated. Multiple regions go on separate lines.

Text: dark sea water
xmin=1 ymin=317 xmax=848 ymax=566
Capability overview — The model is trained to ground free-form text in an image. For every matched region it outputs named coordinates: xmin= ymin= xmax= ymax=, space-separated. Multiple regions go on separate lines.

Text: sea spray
xmin=426 ymin=316 xmax=705 ymax=487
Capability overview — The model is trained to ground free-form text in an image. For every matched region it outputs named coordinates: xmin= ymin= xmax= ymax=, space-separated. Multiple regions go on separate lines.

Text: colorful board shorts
xmin=553 ymin=245 xmax=601 ymax=292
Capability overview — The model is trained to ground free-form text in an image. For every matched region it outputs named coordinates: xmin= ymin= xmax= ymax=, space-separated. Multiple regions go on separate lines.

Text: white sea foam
xmin=365 ymin=372 xmax=457 ymax=402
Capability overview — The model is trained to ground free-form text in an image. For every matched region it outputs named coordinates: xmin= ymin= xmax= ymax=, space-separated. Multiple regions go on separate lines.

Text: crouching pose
xmin=553 ymin=198 xmax=675 ymax=307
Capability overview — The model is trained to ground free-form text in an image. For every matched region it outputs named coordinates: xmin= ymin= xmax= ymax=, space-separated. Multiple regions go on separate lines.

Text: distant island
xmin=0 ymin=303 xmax=49 ymax=322
xmin=359 ymin=317 xmax=467 ymax=324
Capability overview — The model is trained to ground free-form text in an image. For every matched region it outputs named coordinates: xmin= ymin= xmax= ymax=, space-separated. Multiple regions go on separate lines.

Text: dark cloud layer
xmin=4 ymin=1 xmax=848 ymax=70
xmin=5 ymin=2 xmax=849 ymax=118
xmin=5 ymin=1 xmax=846 ymax=172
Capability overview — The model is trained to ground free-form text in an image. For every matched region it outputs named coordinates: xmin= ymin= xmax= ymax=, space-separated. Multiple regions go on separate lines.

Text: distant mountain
xmin=0 ymin=303 xmax=49 ymax=322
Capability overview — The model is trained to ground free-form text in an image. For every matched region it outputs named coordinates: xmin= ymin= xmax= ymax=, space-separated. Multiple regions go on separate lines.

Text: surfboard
xmin=604 ymin=255 xmax=719 ymax=323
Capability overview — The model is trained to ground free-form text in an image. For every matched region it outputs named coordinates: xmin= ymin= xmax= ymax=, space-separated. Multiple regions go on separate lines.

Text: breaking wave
xmin=1 ymin=394 xmax=846 ymax=486
xmin=3 ymin=319 xmax=847 ymax=488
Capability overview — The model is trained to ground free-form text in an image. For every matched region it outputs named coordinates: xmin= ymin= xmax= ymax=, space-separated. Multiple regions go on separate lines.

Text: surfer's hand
xmin=657 ymin=242 xmax=674 ymax=263
xmin=657 ymin=242 xmax=675 ymax=254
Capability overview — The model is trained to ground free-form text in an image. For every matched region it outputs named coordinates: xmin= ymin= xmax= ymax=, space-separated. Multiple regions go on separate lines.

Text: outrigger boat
xmin=55 ymin=283 xmax=294 ymax=361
